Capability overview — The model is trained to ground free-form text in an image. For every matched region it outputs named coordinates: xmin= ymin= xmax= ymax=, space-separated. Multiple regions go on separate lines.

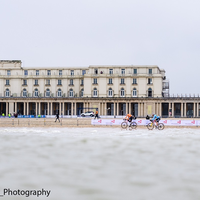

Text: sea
xmin=0 ymin=127 xmax=200 ymax=200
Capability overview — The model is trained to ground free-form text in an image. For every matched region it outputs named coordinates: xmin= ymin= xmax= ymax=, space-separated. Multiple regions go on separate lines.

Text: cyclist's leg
xmin=128 ymin=119 xmax=132 ymax=126
xmin=154 ymin=120 xmax=158 ymax=127
xmin=156 ymin=118 xmax=160 ymax=126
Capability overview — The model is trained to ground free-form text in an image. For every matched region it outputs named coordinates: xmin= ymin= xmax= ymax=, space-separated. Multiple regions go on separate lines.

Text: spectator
xmin=55 ymin=113 xmax=60 ymax=122
xmin=94 ymin=110 xmax=98 ymax=119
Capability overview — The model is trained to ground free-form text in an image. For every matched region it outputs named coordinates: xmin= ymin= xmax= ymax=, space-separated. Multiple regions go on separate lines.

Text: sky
xmin=0 ymin=0 xmax=200 ymax=95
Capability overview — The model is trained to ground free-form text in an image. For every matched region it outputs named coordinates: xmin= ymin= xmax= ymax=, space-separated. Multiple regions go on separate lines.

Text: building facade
xmin=0 ymin=60 xmax=199 ymax=118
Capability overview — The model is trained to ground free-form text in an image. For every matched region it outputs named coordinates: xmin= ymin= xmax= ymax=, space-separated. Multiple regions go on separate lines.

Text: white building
xmin=2 ymin=60 xmax=198 ymax=118
xmin=0 ymin=60 xmax=168 ymax=98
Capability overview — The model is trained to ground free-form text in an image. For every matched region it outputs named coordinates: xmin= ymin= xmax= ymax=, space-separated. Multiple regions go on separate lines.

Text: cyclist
xmin=124 ymin=114 xmax=132 ymax=122
xmin=124 ymin=114 xmax=135 ymax=127
xmin=151 ymin=114 xmax=161 ymax=127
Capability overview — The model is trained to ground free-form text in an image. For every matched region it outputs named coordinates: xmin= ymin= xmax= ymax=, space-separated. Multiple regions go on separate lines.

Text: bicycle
xmin=121 ymin=119 xmax=137 ymax=130
xmin=147 ymin=119 xmax=164 ymax=130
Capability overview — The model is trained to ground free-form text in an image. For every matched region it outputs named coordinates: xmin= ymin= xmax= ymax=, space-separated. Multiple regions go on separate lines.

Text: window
xmin=23 ymin=89 xmax=27 ymax=97
xmin=47 ymin=70 xmax=51 ymax=76
xmin=69 ymin=89 xmax=73 ymax=97
xmin=148 ymin=88 xmax=152 ymax=97
xmin=82 ymin=70 xmax=86 ymax=75
xmin=24 ymin=70 xmax=28 ymax=76
xmin=109 ymin=69 xmax=113 ymax=74
xmin=81 ymin=79 xmax=84 ymax=85
xmin=108 ymin=88 xmax=113 ymax=97
xmin=58 ymin=80 xmax=62 ymax=85
xmin=149 ymin=69 xmax=152 ymax=74
xmin=133 ymin=78 xmax=137 ymax=84
xmin=5 ymin=89 xmax=10 ymax=97
xmin=93 ymin=88 xmax=97 ymax=97
xmin=70 ymin=79 xmax=73 ymax=85
xmin=133 ymin=88 xmax=137 ymax=97
xmin=23 ymin=80 xmax=27 ymax=86
xmin=133 ymin=69 xmax=137 ymax=74
xmin=81 ymin=89 xmax=84 ymax=97
xmin=57 ymin=89 xmax=62 ymax=97
xmin=71 ymin=70 xmax=74 ymax=76
xmin=93 ymin=78 xmax=97 ymax=84
xmin=108 ymin=78 xmax=112 ymax=84
xmin=34 ymin=89 xmax=38 ymax=97
xmin=6 ymin=80 xmax=9 ymax=85
xmin=148 ymin=78 xmax=152 ymax=84
xmin=121 ymin=69 xmax=125 ymax=74
xmin=46 ymin=80 xmax=50 ymax=85
xmin=94 ymin=69 xmax=98 ymax=74
xmin=35 ymin=79 xmax=38 ymax=85
xmin=59 ymin=70 xmax=62 ymax=76
xmin=7 ymin=70 xmax=11 ymax=76
xmin=46 ymin=89 xmax=50 ymax=97
xmin=120 ymin=88 xmax=125 ymax=97
xmin=121 ymin=78 xmax=125 ymax=84
xmin=36 ymin=70 xmax=39 ymax=76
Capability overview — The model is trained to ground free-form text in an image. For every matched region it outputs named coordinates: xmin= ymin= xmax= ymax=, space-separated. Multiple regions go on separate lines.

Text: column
xmin=129 ymin=102 xmax=131 ymax=114
xmin=98 ymin=102 xmax=100 ymax=116
xmin=106 ymin=102 xmax=108 ymax=115
xmin=159 ymin=102 xmax=162 ymax=117
xmin=51 ymin=102 xmax=53 ymax=115
xmin=141 ymin=103 xmax=144 ymax=117
xmin=181 ymin=102 xmax=183 ymax=117
xmin=74 ymin=102 xmax=77 ymax=115
xmin=39 ymin=102 xmax=41 ymax=115
xmin=114 ymin=102 xmax=116 ymax=116
xmin=24 ymin=102 xmax=26 ymax=115
xmin=59 ymin=102 xmax=61 ymax=115
xmin=63 ymin=102 xmax=65 ymax=116
xmin=71 ymin=102 xmax=73 ymax=116
xmin=6 ymin=102 xmax=8 ymax=116
xmin=184 ymin=102 xmax=187 ymax=117
xmin=47 ymin=102 xmax=49 ymax=115
xmin=143 ymin=102 xmax=146 ymax=116
xmin=126 ymin=102 xmax=128 ymax=114
xmin=197 ymin=102 xmax=199 ymax=117
xmin=172 ymin=102 xmax=174 ymax=117
xmin=193 ymin=102 xmax=196 ymax=118
xmin=15 ymin=102 xmax=17 ymax=113
xmin=169 ymin=102 xmax=171 ymax=117
xmin=117 ymin=102 xmax=119 ymax=116
xmin=8 ymin=102 xmax=14 ymax=115
xmin=83 ymin=102 xmax=85 ymax=113
xmin=36 ymin=102 xmax=38 ymax=115
xmin=138 ymin=102 xmax=140 ymax=117
xmin=156 ymin=102 xmax=158 ymax=114
xmin=27 ymin=102 xmax=29 ymax=115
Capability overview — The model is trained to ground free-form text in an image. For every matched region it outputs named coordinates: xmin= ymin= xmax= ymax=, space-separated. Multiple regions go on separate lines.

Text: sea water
xmin=0 ymin=127 xmax=200 ymax=200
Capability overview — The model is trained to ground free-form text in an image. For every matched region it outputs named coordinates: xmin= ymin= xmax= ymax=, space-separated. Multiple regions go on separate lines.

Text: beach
xmin=0 ymin=127 xmax=200 ymax=200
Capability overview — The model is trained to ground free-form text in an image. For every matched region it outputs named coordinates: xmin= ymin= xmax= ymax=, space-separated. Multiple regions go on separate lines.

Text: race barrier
xmin=91 ymin=119 xmax=200 ymax=126
xmin=17 ymin=115 xmax=46 ymax=118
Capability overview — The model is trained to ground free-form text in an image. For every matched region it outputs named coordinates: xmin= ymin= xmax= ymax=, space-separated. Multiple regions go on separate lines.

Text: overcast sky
xmin=0 ymin=0 xmax=200 ymax=95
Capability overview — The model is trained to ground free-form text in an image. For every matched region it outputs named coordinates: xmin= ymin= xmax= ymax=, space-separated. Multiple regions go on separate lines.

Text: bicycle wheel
xmin=147 ymin=123 xmax=154 ymax=130
xmin=158 ymin=123 xmax=164 ymax=130
xmin=121 ymin=122 xmax=128 ymax=129
xmin=130 ymin=122 xmax=137 ymax=129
